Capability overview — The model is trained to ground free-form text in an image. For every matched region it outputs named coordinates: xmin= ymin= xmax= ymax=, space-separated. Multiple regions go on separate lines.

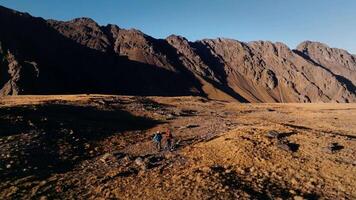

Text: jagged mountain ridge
xmin=0 ymin=6 xmax=355 ymax=102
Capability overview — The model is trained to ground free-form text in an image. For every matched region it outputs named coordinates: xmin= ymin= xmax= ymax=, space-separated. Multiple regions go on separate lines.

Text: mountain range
xmin=0 ymin=6 xmax=355 ymax=102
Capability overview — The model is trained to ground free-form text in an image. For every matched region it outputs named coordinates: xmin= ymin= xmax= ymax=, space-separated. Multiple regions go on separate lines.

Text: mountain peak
xmin=297 ymin=40 xmax=330 ymax=51
xmin=68 ymin=17 xmax=98 ymax=26
xmin=166 ymin=34 xmax=188 ymax=42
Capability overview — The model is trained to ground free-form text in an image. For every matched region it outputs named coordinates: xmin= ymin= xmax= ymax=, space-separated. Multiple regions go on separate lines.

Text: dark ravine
xmin=0 ymin=6 xmax=355 ymax=102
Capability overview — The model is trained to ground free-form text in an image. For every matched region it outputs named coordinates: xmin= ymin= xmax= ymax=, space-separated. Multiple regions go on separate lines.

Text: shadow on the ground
xmin=210 ymin=165 xmax=320 ymax=200
xmin=0 ymin=103 xmax=160 ymax=181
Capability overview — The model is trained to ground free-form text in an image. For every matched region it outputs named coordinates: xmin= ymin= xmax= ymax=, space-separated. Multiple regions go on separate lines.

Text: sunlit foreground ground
xmin=0 ymin=95 xmax=355 ymax=199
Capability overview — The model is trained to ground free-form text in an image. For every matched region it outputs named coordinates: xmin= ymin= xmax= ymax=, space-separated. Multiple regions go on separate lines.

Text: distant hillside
xmin=0 ymin=6 xmax=355 ymax=102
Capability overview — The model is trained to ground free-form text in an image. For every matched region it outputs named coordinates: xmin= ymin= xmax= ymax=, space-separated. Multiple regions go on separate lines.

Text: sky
xmin=0 ymin=0 xmax=355 ymax=53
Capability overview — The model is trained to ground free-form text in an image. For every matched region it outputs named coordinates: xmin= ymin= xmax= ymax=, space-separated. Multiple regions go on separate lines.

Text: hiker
xmin=165 ymin=128 xmax=174 ymax=151
xmin=152 ymin=131 xmax=163 ymax=151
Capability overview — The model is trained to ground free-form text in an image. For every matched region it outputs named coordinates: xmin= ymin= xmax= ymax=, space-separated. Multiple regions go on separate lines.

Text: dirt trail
xmin=0 ymin=95 xmax=355 ymax=199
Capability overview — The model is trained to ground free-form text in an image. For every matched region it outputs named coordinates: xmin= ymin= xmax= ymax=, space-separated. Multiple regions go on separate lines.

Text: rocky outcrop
xmin=47 ymin=18 xmax=113 ymax=52
xmin=0 ymin=42 xmax=39 ymax=95
xmin=0 ymin=6 xmax=355 ymax=102
xmin=297 ymin=41 xmax=356 ymax=85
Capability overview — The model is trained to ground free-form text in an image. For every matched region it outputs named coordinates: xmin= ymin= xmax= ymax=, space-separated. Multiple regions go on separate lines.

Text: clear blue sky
xmin=1 ymin=0 xmax=355 ymax=53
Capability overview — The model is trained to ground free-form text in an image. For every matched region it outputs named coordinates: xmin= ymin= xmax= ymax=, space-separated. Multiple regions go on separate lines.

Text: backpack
xmin=153 ymin=133 xmax=162 ymax=142
xmin=166 ymin=131 xmax=173 ymax=139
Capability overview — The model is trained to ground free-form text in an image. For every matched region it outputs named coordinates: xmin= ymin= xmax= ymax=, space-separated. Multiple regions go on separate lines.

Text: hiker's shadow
xmin=0 ymin=103 xmax=160 ymax=181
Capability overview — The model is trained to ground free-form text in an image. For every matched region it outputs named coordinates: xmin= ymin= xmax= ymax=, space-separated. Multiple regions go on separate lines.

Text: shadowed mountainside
xmin=0 ymin=6 xmax=203 ymax=97
xmin=0 ymin=6 xmax=355 ymax=102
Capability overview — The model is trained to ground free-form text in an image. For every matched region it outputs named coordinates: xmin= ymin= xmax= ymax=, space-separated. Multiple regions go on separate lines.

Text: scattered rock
xmin=290 ymin=178 xmax=298 ymax=186
xmin=277 ymin=140 xmax=300 ymax=153
xmin=180 ymin=124 xmax=200 ymax=129
xmin=293 ymin=195 xmax=304 ymax=200
xmin=134 ymin=157 xmax=148 ymax=170
xmin=289 ymin=190 xmax=296 ymax=194
xmin=135 ymin=157 xmax=144 ymax=165
xmin=165 ymin=114 xmax=175 ymax=120
xmin=179 ymin=109 xmax=197 ymax=116
xmin=325 ymin=143 xmax=344 ymax=153
xmin=266 ymin=130 xmax=279 ymax=139
xmin=100 ymin=153 xmax=113 ymax=163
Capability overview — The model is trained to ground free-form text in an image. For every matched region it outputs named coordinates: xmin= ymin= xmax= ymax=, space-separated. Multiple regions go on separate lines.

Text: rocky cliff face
xmin=0 ymin=41 xmax=39 ymax=96
xmin=0 ymin=6 xmax=355 ymax=102
xmin=297 ymin=41 xmax=356 ymax=87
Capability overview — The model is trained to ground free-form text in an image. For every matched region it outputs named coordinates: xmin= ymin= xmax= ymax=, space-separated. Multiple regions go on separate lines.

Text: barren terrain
xmin=0 ymin=95 xmax=355 ymax=199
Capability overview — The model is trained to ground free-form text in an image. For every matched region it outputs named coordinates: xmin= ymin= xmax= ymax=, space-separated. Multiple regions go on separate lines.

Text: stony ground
xmin=0 ymin=95 xmax=355 ymax=200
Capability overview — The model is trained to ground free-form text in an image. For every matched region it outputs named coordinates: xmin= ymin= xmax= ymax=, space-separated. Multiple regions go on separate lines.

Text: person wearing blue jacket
xmin=152 ymin=131 xmax=163 ymax=151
